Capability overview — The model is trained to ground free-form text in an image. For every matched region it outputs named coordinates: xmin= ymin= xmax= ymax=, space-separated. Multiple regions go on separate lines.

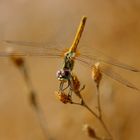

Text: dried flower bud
xmin=10 ymin=55 xmax=24 ymax=67
xmin=72 ymin=74 xmax=80 ymax=92
xmin=55 ymin=91 xmax=72 ymax=104
xmin=92 ymin=62 xmax=102 ymax=86
xmin=83 ymin=124 xmax=97 ymax=138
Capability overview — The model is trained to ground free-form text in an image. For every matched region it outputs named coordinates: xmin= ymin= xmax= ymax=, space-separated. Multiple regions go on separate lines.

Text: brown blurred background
xmin=0 ymin=0 xmax=140 ymax=140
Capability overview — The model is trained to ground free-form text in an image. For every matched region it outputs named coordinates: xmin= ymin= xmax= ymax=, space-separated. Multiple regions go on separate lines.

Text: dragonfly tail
xmin=69 ymin=16 xmax=87 ymax=53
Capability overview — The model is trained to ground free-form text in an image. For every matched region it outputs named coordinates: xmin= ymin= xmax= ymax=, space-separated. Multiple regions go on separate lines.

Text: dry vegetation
xmin=0 ymin=0 xmax=140 ymax=140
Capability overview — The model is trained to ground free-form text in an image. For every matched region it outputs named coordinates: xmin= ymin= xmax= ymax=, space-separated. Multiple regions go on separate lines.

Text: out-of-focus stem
xmin=12 ymin=57 xmax=52 ymax=140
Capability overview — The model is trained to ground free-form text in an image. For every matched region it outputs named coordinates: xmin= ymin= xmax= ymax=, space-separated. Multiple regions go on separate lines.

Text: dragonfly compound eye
xmin=56 ymin=69 xmax=71 ymax=81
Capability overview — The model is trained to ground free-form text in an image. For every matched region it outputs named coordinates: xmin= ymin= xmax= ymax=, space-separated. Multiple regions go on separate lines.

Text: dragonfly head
xmin=56 ymin=69 xmax=71 ymax=81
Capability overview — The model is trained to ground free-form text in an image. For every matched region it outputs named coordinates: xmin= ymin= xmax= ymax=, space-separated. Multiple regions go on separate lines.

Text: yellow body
xmin=68 ymin=16 xmax=87 ymax=53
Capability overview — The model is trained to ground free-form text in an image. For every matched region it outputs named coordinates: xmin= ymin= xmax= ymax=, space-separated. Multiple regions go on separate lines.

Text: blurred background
xmin=0 ymin=0 xmax=140 ymax=140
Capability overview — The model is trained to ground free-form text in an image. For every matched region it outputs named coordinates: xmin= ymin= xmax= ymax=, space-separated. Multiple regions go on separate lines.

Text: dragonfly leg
xmin=80 ymin=85 xmax=85 ymax=92
xmin=68 ymin=88 xmax=73 ymax=98
xmin=63 ymin=82 xmax=70 ymax=91
xmin=59 ymin=80 xmax=70 ymax=92
xmin=59 ymin=81 xmax=64 ymax=91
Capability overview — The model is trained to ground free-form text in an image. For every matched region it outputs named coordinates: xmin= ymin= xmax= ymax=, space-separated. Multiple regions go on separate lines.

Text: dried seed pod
xmin=55 ymin=91 xmax=72 ymax=104
xmin=92 ymin=62 xmax=102 ymax=87
xmin=71 ymin=74 xmax=80 ymax=92
xmin=83 ymin=124 xmax=97 ymax=138
xmin=10 ymin=55 xmax=24 ymax=67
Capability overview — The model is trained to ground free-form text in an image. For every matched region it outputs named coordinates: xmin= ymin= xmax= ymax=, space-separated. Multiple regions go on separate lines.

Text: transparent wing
xmin=2 ymin=40 xmax=140 ymax=73
xmin=80 ymin=46 xmax=140 ymax=72
xmin=0 ymin=40 xmax=65 ymax=58
xmin=1 ymin=40 xmax=139 ymax=91
xmin=3 ymin=40 xmax=63 ymax=49
xmin=101 ymin=67 xmax=139 ymax=91
xmin=76 ymin=57 xmax=139 ymax=91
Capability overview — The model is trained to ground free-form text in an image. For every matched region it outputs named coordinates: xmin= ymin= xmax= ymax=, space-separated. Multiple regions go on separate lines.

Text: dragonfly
xmin=0 ymin=16 xmax=140 ymax=93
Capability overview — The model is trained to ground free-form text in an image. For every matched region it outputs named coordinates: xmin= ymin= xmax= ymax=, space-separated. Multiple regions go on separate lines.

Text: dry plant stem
xmin=71 ymin=100 xmax=98 ymax=118
xmin=72 ymin=99 xmax=112 ymax=140
xmin=96 ymin=85 xmax=102 ymax=118
xmin=96 ymin=85 xmax=113 ymax=139
xmin=19 ymin=64 xmax=53 ymax=140
xmin=71 ymin=87 xmax=113 ymax=140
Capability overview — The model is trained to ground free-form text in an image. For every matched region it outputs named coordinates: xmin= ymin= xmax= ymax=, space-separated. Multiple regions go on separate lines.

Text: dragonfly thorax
xmin=63 ymin=52 xmax=75 ymax=71
xmin=63 ymin=58 xmax=74 ymax=71
xmin=64 ymin=51 xmax=76 ymax=59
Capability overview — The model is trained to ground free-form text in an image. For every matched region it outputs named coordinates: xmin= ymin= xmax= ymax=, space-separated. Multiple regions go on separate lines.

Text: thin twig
xmin=99 ymin=119 xmax=112 ymax=139
xmin=96 ymin=85 xmax=113 ymax=139
xmin=96 ymin=86 xmax=102 ymax=118
xmin=71 ymin=87 xmax=113 ymax=140
xmin=71 ymin=100 xmax=99 ymax=118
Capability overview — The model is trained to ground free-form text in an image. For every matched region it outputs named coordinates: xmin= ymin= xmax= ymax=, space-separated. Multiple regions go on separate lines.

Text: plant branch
xmin=71 ymin=86 xmax=113 ymax=140
xmin=96 ymin=85 xmax=113 ymax=139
